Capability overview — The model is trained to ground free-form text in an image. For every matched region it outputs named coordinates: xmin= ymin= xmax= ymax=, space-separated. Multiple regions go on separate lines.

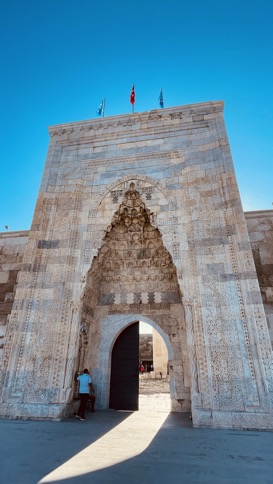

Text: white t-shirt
xmin=77 ymin=373 xmax=92 ymax=393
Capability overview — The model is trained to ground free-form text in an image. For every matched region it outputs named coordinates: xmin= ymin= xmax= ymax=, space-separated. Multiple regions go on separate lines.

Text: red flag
xmin=130 ymin=85 xmax=135 ymax=105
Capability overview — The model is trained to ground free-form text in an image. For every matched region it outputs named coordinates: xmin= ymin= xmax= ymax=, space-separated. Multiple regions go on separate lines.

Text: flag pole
xmin=103 ymin=98 xmax=106 ymax=117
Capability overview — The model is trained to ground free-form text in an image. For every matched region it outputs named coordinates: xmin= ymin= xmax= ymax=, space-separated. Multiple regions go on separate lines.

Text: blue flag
xmin=158 ymin=89 xmax=164 ymax=108
xmin=97 ymin=99 xmax=105 ymax=117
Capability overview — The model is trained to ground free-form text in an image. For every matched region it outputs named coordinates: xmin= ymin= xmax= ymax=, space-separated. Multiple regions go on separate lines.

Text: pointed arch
xmin=94 ymin=314 xmax=174 ymax=409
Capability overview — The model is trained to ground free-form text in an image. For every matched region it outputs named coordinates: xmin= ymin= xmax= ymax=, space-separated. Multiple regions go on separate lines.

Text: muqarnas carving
xmin=82 ymin=182 xmax=182 ymax=315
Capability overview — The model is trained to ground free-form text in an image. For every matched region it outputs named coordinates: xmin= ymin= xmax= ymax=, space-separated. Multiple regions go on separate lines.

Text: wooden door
xmin=109 ymin=322 xmax=139 ymax=410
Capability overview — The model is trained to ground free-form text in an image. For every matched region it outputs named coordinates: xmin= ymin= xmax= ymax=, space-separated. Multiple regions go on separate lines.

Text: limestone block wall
xmin=245 ymin=210 xmax=273 ymax=347
xmin=139 ymin=334 xmax=153 ymax=364
xmin=0 ymin=231 xmax=29 ymax=360
xmin=0 ymin=101 xmax=272 ymax=429
xmin=1 ymin=213 xmax=271 ymax=422
xmin=153 ymin=328 xmax=168 ymax=378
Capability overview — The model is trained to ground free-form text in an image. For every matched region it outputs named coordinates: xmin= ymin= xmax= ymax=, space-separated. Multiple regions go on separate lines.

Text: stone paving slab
xmin=139 ymin=377 xmax=170 ymax=394
xmin=1 ymin=409 xmax=273 ymax=484
xmin=139 ymin=393 xmax=170 ymax=411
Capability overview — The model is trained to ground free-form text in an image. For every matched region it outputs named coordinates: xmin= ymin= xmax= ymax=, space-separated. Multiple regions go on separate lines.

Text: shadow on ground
xmin=1 ymin=410 xmax=130 ymax=484
xmin=1 ymin=411 xmax=273 ymax=484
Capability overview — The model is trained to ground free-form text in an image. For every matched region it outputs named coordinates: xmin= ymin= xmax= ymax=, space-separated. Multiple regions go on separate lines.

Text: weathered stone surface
xmin=245 ymin=210 xmax=273 ymax=348
xmin=0 ymin=231 xmax=28 ymax=361
xmin=0 ymin=102 xmax=272 ymax=430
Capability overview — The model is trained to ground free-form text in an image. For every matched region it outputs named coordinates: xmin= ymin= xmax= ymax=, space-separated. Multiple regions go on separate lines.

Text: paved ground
xmin=139 ymin=377 xmax=170 ymax=411
xmin=139 ymin=376 xmax=170 ymax=394
xmin=1 ymin=399 xmax=273 ymax=484
xmin=139 ymin=373 xmax=170 ymax=394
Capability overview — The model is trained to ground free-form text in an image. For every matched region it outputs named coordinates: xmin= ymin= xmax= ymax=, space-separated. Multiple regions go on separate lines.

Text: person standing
xmin=75 ymin=368 xmax=93 ymax=421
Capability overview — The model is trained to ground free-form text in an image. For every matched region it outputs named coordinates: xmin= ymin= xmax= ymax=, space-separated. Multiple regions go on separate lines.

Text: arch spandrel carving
xmin=94 ymin=174 xmax=171 ymax=207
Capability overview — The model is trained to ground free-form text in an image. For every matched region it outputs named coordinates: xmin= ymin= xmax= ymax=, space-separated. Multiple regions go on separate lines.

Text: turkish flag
xmin=130 ymin=85 xmax=135 ymax=105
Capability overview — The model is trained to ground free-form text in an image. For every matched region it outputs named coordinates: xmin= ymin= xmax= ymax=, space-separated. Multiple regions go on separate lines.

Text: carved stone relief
xmin=1 ymin=101 xmax=273 ymax=429
xmin=79 ymin=183 xmax=189 ymax=409
xmin=82 ymin=182 xmax=182 ymax=317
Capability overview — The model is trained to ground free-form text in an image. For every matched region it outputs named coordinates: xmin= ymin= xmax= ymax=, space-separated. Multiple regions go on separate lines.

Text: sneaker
xmin=75 ymin=414 xmax=81 ymax=419
xmin=80 ymin=417 xmax=86 ymax=421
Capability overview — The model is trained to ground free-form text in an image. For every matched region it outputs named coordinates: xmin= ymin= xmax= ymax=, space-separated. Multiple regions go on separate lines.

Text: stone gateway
xmin=0 ymin=101 xmax=273 ymax=429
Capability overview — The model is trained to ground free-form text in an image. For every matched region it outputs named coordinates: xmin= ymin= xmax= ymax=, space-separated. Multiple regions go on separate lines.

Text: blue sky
xmin=1 ymin=0 xmax=272 ymax=231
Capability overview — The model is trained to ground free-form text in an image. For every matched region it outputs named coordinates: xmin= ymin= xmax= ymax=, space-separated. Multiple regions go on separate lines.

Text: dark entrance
xmin=109 ymin=322 xmax=139 ymax=410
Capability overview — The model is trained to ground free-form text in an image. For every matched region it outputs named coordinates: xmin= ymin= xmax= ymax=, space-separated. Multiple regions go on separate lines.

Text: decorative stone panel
xmin=0 ymin=101 xmax=272 ymax=429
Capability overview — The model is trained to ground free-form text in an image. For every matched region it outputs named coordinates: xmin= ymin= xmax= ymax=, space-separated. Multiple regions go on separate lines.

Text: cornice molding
xmin=52 ymin=123 xmax=209 ymax=149
xmin=81 ymin=149 xmax=185 ymax=167
xmin=48 ymin=101 xmax=224 ymax=139
xmin=244 ymin=209 xmax=273 ymax=219
xmin=0 ymin=230 xmax=30 ymax=238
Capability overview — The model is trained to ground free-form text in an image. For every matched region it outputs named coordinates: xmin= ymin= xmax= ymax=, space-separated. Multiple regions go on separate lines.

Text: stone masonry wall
xmin=1 ymin=211 xmax=272 ymax=349
xmin=245 ymin=211 xmax=273 ymax=348
xmin=0 ymin=101 xmax=272 ymax=429
xmin=0 ymin=231 xmax=29 ymax=360
xmin=153 ymin=328 xmax=169 ymax=378
xmin=1 ymin=210 xmax=271 ymax=377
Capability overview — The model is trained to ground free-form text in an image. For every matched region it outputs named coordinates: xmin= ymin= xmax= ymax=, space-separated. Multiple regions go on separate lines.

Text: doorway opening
xmin=139 ymin=321 xmax=170 ymax=412
xmin=109 ymin=320 xmax=171 ymax=412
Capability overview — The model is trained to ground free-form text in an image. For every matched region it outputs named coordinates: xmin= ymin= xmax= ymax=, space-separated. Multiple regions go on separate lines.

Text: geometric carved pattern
xmin=222 ymin=206 xmax=260 ymax=406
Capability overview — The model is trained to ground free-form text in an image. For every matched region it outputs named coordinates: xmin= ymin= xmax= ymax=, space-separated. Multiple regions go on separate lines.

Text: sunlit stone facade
xmin=0 ymin=101 xmax=272 ymax=429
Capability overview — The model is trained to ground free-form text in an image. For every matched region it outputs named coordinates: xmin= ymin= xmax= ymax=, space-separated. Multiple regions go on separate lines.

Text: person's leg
xmin=81 ymin=394 xmax=89 ymax=418
xmin=77 ymin=394 xmax=85 ymax=418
